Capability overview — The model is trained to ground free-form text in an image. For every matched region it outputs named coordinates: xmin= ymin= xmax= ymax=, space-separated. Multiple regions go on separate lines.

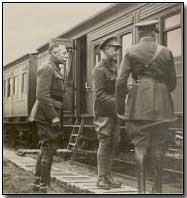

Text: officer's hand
xmin=51 ymin=117 xmax=61 ymax=131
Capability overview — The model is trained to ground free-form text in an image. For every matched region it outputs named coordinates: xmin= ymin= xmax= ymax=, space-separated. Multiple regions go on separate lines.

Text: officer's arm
xmin=37 ymin=65 xmax=58 ymax=121
xmin=115 ymin=54 xmax=131 ymax=115
xmin=168 ymin=51 xmax=177 ymax=92
xmin=93 ymin=69 xmax=116 ymax=108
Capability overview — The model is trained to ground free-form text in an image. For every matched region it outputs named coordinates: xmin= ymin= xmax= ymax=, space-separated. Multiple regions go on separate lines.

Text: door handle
xmin=85 ymin=82 xmax=91 ymax=89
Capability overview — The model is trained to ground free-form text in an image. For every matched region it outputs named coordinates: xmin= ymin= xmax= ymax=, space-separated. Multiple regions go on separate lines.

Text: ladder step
xmin=71 ymin=134 xmax=78 ymax=137
xmin=64 ymin=124 xmax=94 ymax=128
xmin=69 ymin=143 xmax=75 ymax=146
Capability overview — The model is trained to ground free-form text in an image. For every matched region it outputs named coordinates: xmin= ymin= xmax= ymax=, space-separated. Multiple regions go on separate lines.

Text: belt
xmin=51 ymin=95 xmax=63 ymax=102
xmin=133 ymin=76 xmax=155 ymax=84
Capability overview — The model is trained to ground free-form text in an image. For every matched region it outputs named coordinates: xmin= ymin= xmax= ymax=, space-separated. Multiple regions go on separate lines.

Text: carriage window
xmin=7 ymin=78 xmax=13 ymax=97
xmin=165 ymin=14 xmax=180 ymax=29
xmin=95 ymin=45 xmax=104 ymax=65
xmin=121 ymin=33 xmax=133 ymax=57
xmin=164 ymin=13 xmax=181 ymax=57
xmin=13 ymin=76 xmax=18 ymax=95
xmin=21 ymin=72 xmax=27 ymax=93
xmin=121 ymin=33 xmax=133 ymax=88
xmin=166 ymin=28 xmax=181 ymax=57
xmin=3 ymin=80 xmax=6 ymax=98
xmin=65 ymin=49 xmax=73 ymax=81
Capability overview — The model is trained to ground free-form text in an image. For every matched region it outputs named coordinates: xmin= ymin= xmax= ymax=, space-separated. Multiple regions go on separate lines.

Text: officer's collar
xmin=49 ymin=57 xmax=64 ymax=77
xmin=140 ymin=37 xmax=155 ymax=42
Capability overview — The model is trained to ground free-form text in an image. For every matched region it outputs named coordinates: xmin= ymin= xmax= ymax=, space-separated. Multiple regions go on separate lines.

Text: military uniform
xmin=29 ymin=57 xmax=65 ymax=189
xmin=116 ymin=20 xmax=177 ymax=193
xmin=92 ymin=37 xmax=121 ymax=190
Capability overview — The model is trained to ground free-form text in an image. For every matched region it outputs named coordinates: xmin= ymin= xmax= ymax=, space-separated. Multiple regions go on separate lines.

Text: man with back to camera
xmin=92 ymin=36 xmax=122 ymax=190
xmin=29 ymin=40 xmax=68 ymax=192
xmin=115 ymin=20 xmax=177 ymax=193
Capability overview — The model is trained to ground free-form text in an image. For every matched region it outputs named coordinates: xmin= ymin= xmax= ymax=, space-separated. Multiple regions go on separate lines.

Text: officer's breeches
xmin=127 ymin=121 xmax=169 ymax=193
xmin=94 ymin=116 xmax=120 ymax=177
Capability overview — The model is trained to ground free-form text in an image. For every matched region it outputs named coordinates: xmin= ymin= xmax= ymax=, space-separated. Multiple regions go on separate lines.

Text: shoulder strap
xmin=151 ymin=45 xmax=163 ymax=63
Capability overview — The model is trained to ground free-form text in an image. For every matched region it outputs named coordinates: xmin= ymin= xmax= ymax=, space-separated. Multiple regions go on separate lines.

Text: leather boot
xmin=97 ymin=176 xmax=111 ymax=190
xmin=39 ymin=182 xmax=48 ymax=193
xmin=152 ymin=162 xmax=162 ymax=193
xmin=106 ymin=173 xmax=121 ymax=188
xmin=40 ymin=160 xmax=50 ymax=193
xmin=137 ymin=167 xmax=146 ymax=194
xmin=35 ymin=152 xmax=42 ymax=177
xmin=32 ymin=176 xmax=40 ymax=191
xmin=135 ymin=150 xmax=146 ymax=194
xmin=46 ymin=158 xmax=53 ymax=187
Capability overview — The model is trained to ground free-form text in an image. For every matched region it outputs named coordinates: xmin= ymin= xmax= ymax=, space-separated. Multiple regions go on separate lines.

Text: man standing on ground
xmin=29 ymin=41 xmax=68 ymax=192
xmin=92 ymin=36 xmax=122 ymax=190
xmin=115 ymin=20 xmax=177 ymax=193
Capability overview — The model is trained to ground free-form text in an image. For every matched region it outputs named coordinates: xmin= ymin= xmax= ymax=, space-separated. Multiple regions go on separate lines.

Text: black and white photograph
xmin=2 ymin=2 xmax=184 ymax=195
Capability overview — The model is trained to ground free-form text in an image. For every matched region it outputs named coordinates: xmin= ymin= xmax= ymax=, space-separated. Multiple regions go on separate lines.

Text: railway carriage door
xmin=74 ymin=35 xmax=87 ymax=117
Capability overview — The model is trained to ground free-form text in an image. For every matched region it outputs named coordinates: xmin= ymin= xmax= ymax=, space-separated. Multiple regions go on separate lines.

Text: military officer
xmin=115 ymin=20 xmax=177 ymax=193
xmin=92 ymin=36 xmax=122 ymax=190
xmin=29 ymin=41 xmax=68 ymax=192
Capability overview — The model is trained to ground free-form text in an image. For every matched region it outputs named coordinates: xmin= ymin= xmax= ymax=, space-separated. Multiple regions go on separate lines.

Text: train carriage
xmin=3 ymin=53 xmax=38 ymax=146
xmin=3 ymin=3 xmax=183 ymax=152
xmin=36 ymin=3 xmax=182 ymax=122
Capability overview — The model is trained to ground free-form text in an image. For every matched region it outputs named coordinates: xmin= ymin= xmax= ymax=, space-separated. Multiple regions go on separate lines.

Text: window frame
xmin=119 ymin=30 xmax=133 ymax=61
xmin=162 ymin=12 xmax=182 ymax=59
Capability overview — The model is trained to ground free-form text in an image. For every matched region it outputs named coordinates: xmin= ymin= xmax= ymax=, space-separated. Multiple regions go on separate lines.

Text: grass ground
xmin=3 ymin=159 xmax=72 ymax=194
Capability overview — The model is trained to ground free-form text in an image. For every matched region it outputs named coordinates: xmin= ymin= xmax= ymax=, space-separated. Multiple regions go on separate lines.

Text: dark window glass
xmin=7 ymin=78 xmax=13 ymax=97
xmin=21 ymin=73 xmax=27 ymax=93
xmin=13 ymin=76 xmax=18 ymax=95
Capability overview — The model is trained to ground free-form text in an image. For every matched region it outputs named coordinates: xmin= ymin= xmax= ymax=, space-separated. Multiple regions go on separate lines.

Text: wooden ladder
xmin=66 ymin=118 xmax=85 ymax=160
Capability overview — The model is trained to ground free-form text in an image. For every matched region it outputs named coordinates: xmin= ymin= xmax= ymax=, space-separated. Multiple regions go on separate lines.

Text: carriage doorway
xmin=74 ymin=35 xmax=87 ymax=116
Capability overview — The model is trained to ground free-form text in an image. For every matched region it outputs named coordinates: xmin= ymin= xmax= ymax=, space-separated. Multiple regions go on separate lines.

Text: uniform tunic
xmin=92 ymin=58 xmax=120 ymax=177
xmin=29 ymin=59 xmax=65 ymax=142
xmin=116 ymin=37 xmax=176 ymax=121
xmin=115 ymin=37 xmax=177 ymax=155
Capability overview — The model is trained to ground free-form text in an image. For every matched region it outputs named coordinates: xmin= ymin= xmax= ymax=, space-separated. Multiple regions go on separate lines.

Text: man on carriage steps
xmin=29 ymin=40 xmax=68 ymax=192
xmin=115 ymin=20 xmax=177 ymax=193
xmin=92 ymin=36 xmax=122 ymax=190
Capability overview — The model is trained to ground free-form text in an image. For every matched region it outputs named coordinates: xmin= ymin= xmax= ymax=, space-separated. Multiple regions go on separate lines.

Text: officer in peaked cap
xmin=116 ymin=20 xmax=177 ymax=193
xmin=92 ymin=36 xmax=121 ymax=190
xmin=99 ymin=36 xmax=121 ymax=50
